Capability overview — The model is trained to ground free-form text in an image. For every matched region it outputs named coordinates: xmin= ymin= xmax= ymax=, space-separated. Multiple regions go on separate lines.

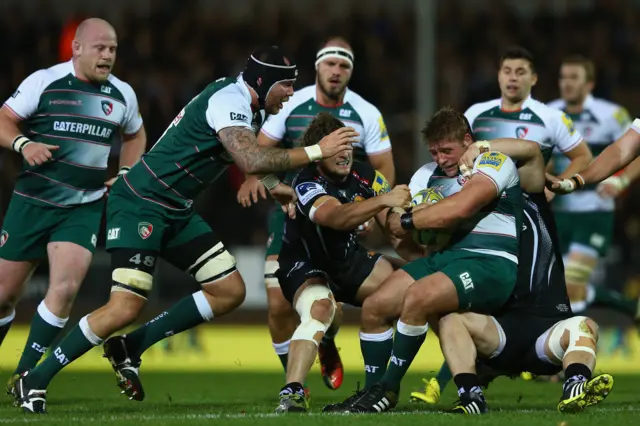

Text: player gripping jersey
xmin=0 ymin=18 xmax=146 ymax=396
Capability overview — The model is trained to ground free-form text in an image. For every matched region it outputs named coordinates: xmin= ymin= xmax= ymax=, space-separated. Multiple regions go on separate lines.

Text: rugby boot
xmin=410 ymin=377 xmax=440 ymax=404
xmin=557 ymin=373 xmax=613 ymax=413
xmin=451 ymin=386 xmax=488 ymax=415
xmin=275 ymin=382 xmax=308 ymax=413
xmin=344 ymin=382 xmax=398 ymax=413
xmin=103 ymin=335 xmax=145 ymax=401
xmin=323 ymin=382 xmax=366 ymax=412
xmin=15 ymin=371 xmax=46 ymax=414
xmin=318 ymin=338 xmax=343 ymax=390
xmin=6 ymin=373 xmax=19 ymax=404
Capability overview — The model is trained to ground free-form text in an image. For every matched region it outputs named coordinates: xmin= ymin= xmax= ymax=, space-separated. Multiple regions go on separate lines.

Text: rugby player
xmin=547 ymin=55 xmax=637 ymax=319
xmin=413 ymin=46 xmax=593 ymax=401
xmin=0 ymin=18 xmax=146 ymax=395
xmin=273 ymin=112 xmax=407 ymax=413
xmin=14 ymin=46 xmax=355 ymax=414
xmin=237 ymin=36 xmax=394 ymax=390
xmin=326 ymin=108 xmax=532 ymax=413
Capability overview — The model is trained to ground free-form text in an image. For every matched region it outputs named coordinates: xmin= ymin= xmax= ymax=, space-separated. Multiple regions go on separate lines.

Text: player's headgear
xmin=315 ymin=46 xmax=354 ymax=69
xmin=243 ymin=45 xmax=298 ymax=108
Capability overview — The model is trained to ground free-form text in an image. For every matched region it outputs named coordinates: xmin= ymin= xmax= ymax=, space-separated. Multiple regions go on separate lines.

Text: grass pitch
xmin=0 ymin=371 xmax=637 ymax=426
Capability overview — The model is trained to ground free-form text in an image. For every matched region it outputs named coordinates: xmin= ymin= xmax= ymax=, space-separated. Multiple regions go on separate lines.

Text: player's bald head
xmin=75 ymin=18 xmax=116 ymax=43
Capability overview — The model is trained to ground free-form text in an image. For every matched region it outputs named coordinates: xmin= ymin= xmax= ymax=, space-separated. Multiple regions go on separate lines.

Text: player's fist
xmin=382 ymin=185 xmax=412 ymax=208
xmin=545 ymin=173 xmax=583 ymax=195
xmin=459 ymin=144 xmax=481 ymax=176
xmin=597 ymin=175 xmax=630 ymax=198
xmin=237 ymin=175 xmax=267 ymax=207
xmin=22 ymin=142 xmax=59 ymax=166
xmin=317 ymin=127 xmax=357 ymax=158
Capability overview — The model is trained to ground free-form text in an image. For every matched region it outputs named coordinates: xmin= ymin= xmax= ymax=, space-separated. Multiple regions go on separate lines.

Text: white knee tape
xmin=111 ymin=268 xmax=154 ymax=299
xmin=291 ymin=285 xmax=336 ymax=345
xmin=187 ymin=243 xmax=238 ymax=284
xmin=264 ymin=260 xmax=280 ymax=288
xmin=548 ymin=316 xmax=597 ymax=361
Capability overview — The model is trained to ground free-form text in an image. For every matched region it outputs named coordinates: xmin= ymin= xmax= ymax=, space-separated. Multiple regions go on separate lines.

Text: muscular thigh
xmin=50 ymin=199 xmax=105 ymax=254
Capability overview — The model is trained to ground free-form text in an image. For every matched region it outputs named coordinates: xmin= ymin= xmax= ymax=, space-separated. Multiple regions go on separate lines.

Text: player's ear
xmin=462 ymin=133 xmax=474 ymax=147
xmin=531 ymin=72 xmax=538 ymax=87
xmin=72 ymin=39 xmax=81 ymax=55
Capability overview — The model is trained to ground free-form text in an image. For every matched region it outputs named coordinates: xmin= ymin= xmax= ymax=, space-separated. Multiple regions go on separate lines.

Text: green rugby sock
xmin=591 ymin=286 xmax=637 ymax=317
xmin=435 ymin=361 xmax=453 ymax=391
xmin=15 ymin=302 xmax=67 ymax=375
xmin=382 ymin=321 xmax=428 ymax=393
xmin=360 ymin=328 xmax=394 ymax=388
xmin=126 ymin=291 xmax=213 ymax=358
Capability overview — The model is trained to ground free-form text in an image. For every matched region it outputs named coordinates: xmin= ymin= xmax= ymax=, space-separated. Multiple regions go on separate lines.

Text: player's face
xmin=559 ymin=64 xmax=592 ymax=104
xmin=319 ymin=149 xmax=353 ymax=180
xmin=264 ymin=81 xmax=295 ymax=114
xmin=498 ymin=59 xmax=537 ymax=103
xmin=75 ymin=30 xmax=118 ymax=83
xmin=428 ymin=138 xmax=471 ymax=177
xmin=316 ymin=58 xmax=352 ymax=101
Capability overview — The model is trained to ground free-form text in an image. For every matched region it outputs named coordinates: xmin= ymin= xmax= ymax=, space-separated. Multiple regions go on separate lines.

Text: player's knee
xmin=264 ymin=260 xmax=280 ymax=289
xmin=47 ymin=275 xmax=82 ymax=305
xmin=403 ymin=283 xmax=433 ymax=315
xmin=111 ymin=268 xmax=154 ymax=300
xmin=188 ymin=243 xmax=237 ymax=285
xmin=291 ymin=285 xmax=336 ymax=345
xmin=548 ymin=316 xmax=598 ymax=361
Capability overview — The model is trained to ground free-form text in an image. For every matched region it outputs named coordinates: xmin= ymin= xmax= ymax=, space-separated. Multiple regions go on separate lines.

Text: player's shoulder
xmin=107 ymin=73 xmax=137 ymax=103
xmin=546 ymin=98 xmax=566 ymax=110
xmin=474 ymin=151 xmax=517 ymax=175
xmin=344 ymin=89 xmax=382 ymax=118
xmin=286 ymin=85 xmax=317 ymax=110
xmin=293 ymin=164 xmax=320 ymax=184
xmin=23 ymin=61 xmax=75 ymax=90
xmin=411 ymin=162 xmax=438 ymax=182
xmin=589 ymin=96 xmax=626 ymax=117
xmin=351 ymin=160 xmax=377 ymax=182
xmin=465 ymin=98 xmax=501 ymax=119
xmin=525 ymin=97 xmax=568 ymax=125
xmin=205 ymin=77 xmax=252 ymax=108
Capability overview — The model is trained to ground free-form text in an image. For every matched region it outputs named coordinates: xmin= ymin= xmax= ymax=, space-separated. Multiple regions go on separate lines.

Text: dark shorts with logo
xmin=105 ymin=181 xmax=218 ymax=257
xmin=275 ymin=243 xmax=382 ymax=306
xmin=0 ymin=193 xmax=104 ymax=261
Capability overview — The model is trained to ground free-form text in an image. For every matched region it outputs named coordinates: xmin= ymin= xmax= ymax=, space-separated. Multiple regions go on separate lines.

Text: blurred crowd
xmin=0 ymin=0 xmax=638 ymax=277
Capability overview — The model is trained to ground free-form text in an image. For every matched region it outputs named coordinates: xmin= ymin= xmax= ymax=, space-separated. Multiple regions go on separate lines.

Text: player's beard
xmin=318 ymin=79 xmax=347 ymax=102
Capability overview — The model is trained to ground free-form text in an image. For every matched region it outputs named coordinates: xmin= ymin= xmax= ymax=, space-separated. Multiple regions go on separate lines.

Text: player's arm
xmin=368 ymin=151 xmax=395 ymax=187
xmin=459 ymin=139 xmax=545 ymax=193
xmin=218 ymin=126 xmax=356 ymax=174
xmin=363 ymin=110 xmax=395 ymax=186
xmin=310 ymin=185 xmax=411 ymax=232
xmin=237 ymin=131 xmax=281 ymax=207
xmin=119 ymin=126 xmax=147 ymax=170
xmin=597 ymin=156 xmax=640 ymax=198
xmin=557 ymin=141 xmax=592 ymax=179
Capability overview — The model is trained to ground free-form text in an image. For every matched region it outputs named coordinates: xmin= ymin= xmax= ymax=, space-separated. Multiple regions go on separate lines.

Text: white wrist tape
xmin=557 ymin=178 xmax=577 ymax=192
xmin=12 ymin=135 xmax=32 ymax=154
xmin=475 ymin=140 xmax=491 ymax=153
xmin=600 ymin=175 xmax=630 ymax=191
xmin=117 ymin=166 xmax=131 ymax=176
xmin=260 ymin=174 xmax=281 ymax=190
xmin=304 ymin=144 xmax=323 ymax=162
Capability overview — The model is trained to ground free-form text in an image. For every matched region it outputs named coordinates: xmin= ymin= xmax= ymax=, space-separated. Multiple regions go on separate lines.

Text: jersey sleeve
xmin=205 ymin=87 xmax=253 ymax=132
xmin=472 ymin=152 xmax=519 ymax=195
xmin=611 ymin=106 xmax=631 ymax=140
xmin=362 ymin=107 xmax=391 ymax=155
xmin=259 ymin=102 xmax=290 ymax=142
xmin=3 ymin=69 xmax=48 ymax=120
xmin=295 ymin=180 xmax=329 ymax=218
xmin=551 ymin=111 xmax=583 ymax=153
xmin=121 ymin=84 xmax=143 ymax=135
xmin=408 ymin=163 xmax=437 ymax=196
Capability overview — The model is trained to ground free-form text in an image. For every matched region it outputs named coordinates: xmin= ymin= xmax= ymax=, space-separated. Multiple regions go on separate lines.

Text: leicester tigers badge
xmin=101 ymin=100 xmax=113 ymax=116
xmin=138 ymin=222 xmax=153 ymax=240
xmin=0 ymin=230 xmax=7 ymax=247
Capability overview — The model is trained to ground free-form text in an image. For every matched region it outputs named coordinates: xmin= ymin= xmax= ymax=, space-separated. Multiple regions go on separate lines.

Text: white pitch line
xmin=0 ymin=407 xmax=639 ymax=423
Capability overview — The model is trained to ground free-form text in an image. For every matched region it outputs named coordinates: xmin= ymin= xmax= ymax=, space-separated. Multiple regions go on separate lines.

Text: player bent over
xmin=273 ymin=113 xmax=409 ymax=413
xmin=325 ymin=108 xmax=533 ymax=413
xmin=14 ymin=46 xmax=356 ymax=414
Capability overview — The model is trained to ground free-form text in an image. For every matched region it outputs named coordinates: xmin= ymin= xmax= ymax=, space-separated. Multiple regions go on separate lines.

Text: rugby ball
xmin=410 ymin=188 xmax=451 ymax=247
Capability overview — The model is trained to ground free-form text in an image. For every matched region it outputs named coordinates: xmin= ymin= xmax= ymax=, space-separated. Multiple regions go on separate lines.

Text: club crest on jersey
xmin=101 ymin=100 xmax=113 ymax=116
xmin=138 ymin=222 xmax=153 ymax=240
xmin=0 ymin=231 xmax=7 ymax=247
xmin=515 ymin=126 xmax=529 ymax=139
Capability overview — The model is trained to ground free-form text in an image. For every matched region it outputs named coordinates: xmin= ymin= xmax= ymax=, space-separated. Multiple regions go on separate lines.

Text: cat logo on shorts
xmin=0 ymin=231 xmax=7 ymax=247
xmin=138 ymin=222 xmax=153 ymax=240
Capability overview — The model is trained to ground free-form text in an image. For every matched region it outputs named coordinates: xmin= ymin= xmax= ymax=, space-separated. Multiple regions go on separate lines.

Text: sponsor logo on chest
xmin=53 ymin=121 xmax=113 ymax=138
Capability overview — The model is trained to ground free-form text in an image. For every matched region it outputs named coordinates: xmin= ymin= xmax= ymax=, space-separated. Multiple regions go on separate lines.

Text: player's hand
xmin=459 ymin=144 xmax=481 ymax=177
xmin=357 ymin=218 xmax=375 ymax=236
xmin=22 ymin=142 xmax=59 ymax=166
xmin=381 ymin=185 xmax=412 ymax=208
xmin=544 ymin=187 xmax=556 ymax=203
xmin=546 ymin=173 xmax=577 ymax=194
xmin=597 ymin=175 xmax=630 ymax=198
xmin=318 ymin=127 xmax=358 ymax=158
xmin=237 ymin=175 xmax=267 ymax=207
xmin=269 ymin=183 xmax=297 ymax=219
xmin=386 ymin=211 xmax=408 ymax=239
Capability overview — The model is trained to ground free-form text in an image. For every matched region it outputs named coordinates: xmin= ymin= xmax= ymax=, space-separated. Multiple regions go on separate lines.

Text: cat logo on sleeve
xmin=372 ymin=170 xmax=390 ymax=194
xmin=477 ymin=152 xmax=506 ymax=171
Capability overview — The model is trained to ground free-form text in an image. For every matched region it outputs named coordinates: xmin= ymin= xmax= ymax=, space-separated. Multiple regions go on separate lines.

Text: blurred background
xmin=0 ymin=0 xmax=638 ymax=343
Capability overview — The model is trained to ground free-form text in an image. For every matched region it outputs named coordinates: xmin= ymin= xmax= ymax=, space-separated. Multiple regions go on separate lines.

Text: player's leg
xmin=13 ymin=199 xmax=104 ymax=378
xmin=537 ymin=316 xmax=613 ymax=413
xmin=347 ymin=252 xmax=516 ymax=413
